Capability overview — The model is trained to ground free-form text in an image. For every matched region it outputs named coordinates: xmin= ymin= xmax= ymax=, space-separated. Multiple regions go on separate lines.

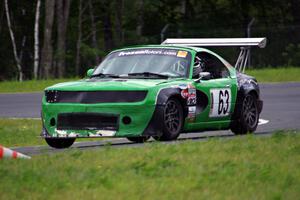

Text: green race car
xmin=41 ymin=38 xmax=266 ymax=148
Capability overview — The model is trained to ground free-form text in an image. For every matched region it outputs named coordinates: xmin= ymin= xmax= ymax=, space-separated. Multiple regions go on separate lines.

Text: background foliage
xmin=0 ymin=0 xmax=299 ymax=80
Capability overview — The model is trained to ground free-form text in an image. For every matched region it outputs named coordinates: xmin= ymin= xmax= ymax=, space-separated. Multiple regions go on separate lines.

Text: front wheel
xmin=231 ymin=94 xmax=259 ymax=135
xmin=154 ymin=98 xmax=184 ymax=141
xmin=45 ymin=138 xmax=75 ymax=149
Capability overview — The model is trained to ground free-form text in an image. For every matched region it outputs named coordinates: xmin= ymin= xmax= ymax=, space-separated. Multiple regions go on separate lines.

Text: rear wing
xmin=161 ymin=38 xmax=267 ymax=72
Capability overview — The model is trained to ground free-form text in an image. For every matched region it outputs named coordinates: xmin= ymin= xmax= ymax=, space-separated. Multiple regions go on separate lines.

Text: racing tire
xmin=127 ymin=136 xmax=150 ymax=143
xmin=154 ymin=98 xmax=184 ymax=141
xmin=231 ymin=94 xmax=259 ymax=135
xmin=45 ymin=138 xmax=75 ymax=149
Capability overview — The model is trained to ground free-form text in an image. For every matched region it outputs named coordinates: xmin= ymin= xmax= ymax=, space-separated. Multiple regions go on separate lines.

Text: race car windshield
xmin=93 ymin=48 xmax=191 ymax=78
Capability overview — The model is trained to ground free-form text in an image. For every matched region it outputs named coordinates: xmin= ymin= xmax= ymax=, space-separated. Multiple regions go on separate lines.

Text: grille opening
xmin=45 ymin=90 xmax=147 ymax=103
xmin=122 ymin=116 xmax=131 ymax=125
xmin=57 ymin=113 xmax=119 ymax=130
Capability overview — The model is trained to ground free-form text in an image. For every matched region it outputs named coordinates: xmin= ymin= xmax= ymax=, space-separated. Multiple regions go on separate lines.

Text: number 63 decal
xmin=209 ymin=88 xmax=231 ymax=117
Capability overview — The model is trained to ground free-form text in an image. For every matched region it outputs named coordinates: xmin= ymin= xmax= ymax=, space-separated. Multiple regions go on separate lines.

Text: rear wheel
xmin=231 ymin=94 xmax=259 ymax=135
xmin=127 ymin=136 xmax=150 ymax=143
xmin=45 ymin=138 xmax=75 ymax=149
xmin=154 ymin=98 xmax=183 ymax=141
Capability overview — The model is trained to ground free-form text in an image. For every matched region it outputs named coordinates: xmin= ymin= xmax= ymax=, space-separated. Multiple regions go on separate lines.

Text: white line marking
xmin=258 ymin=118 xmax=269 ymax=126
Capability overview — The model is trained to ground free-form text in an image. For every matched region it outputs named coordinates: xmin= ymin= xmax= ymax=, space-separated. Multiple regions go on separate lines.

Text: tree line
xmin=0 ymin=0 xmax=300 ymax=81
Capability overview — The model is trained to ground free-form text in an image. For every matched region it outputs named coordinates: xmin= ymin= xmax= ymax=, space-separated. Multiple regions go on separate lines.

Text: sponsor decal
xmin=170 ymin=84 xmax=197 ymax=122
xmin=118 ymin=49 xmax=177 ymax=57
xmin=177 ymin=51 xmax=188 ymax=58
xmin=187 ymin=108 xmax=196 ymax=121
xmin=187 ymin=85 xmax=196 ymax=106
xmin=177 ymin=84 xmax=197 ymax=122
xmin=180 ymin=84 xmax=196 ymax=106
xmin=188 ymin=106 xmax=196 ymax=113
xmin=181 ymin=88 xmax=189 ymax=99
xmin=177 ymin=83 xmax=188 ymax=89
xmin=187 ymin=106 xmax=196 ymax=122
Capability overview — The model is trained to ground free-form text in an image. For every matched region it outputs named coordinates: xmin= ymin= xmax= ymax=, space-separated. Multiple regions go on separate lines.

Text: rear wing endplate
xmin=161 ymin=38 xmax=267 ymax=72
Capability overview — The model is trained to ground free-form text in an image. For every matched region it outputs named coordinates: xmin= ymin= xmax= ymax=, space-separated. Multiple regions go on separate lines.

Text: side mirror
xmin=199 ymin=72 xmax=211 ymax=80
xmin=195 ymin=72 xmax=211 ymax=83
xmin=86 ymin=69 xmax=94 ymax=78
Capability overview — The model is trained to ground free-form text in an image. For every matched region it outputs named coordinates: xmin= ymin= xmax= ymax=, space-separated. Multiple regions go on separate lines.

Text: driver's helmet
xmin=193 ymin=56 xmax=205 ymax=78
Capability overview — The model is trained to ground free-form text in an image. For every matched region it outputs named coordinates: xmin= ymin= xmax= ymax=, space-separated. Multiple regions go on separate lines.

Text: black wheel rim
xmin=242 ymin=95 xmax=258 ymax=129
xmin=164 ymin=100 xmax=181 ymax=133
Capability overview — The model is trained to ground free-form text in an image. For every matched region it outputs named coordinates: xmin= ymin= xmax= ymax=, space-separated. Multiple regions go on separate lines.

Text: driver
xmin=192 ymin=56 xmax=206 ymax=78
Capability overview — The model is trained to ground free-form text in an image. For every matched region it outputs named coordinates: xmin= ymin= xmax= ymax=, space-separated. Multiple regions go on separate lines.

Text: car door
xmin=193 ymin=51 xmax=237 ymax=124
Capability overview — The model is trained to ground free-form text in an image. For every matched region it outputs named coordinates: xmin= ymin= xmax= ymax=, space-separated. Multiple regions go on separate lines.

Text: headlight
xmin=45 ymin=90 xmax=58 ymax=103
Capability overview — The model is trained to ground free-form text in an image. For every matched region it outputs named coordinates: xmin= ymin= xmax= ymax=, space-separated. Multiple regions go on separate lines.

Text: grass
xmin=246 ymin=67 xmax=300 ymax=82
xmin=0 ymin=119 xmax=104 ymax=147
xmin=0 ymin=67 xmax=299 ymax=93
xmin=0 ymin=78 xmax=76 ymax=93
xmin=0 ymin=131 xmax=299 ymax=200
xmin=0 ymin=119 xmax=44 ymax=147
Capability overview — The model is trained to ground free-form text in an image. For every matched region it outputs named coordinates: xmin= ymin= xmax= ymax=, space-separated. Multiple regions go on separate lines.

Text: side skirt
xmin=183 ymin=120 xmax=232 ymax=133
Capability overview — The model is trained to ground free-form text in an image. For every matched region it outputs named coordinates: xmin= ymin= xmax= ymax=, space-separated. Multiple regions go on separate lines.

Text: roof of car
xmin=110 ymin=44 xmax=208 ymax=54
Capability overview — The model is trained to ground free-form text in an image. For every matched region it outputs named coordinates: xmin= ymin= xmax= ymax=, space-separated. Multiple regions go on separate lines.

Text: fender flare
xmin=143 ymin=87 xmax=188 ymax=137
xmin=232 ymin=73 xmax=263 ymax=122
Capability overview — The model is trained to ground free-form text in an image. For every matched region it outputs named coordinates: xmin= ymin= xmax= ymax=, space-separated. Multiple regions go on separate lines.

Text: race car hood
xmin=45 ymin=78 xmax=182 ymax=91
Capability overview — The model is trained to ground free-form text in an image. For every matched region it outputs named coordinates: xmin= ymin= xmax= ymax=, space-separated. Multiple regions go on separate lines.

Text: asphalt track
xmin=1 ymin=82 xmax=300 ymax=155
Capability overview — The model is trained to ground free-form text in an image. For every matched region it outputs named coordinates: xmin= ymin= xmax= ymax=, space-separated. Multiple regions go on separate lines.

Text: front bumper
xmin=42 ymin=100 xmax=156 ymax=138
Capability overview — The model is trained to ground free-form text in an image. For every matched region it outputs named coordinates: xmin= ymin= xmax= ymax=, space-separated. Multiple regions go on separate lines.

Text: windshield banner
xmin=117 ymin=49 xmax=188 ymax=58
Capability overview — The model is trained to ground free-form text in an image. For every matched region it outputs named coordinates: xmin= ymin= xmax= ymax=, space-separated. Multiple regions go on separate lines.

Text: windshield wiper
xmin=91 ymin=73 xmax=120 ymax=78
xmin=127 ymin=72 xmax=169 ymax=79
